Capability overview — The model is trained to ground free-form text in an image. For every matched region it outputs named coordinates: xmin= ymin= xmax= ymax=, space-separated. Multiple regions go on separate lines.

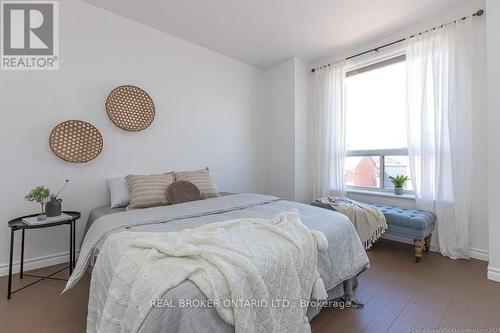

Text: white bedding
xmin=66 ymin=194 xmax=369 ymax=333
xmin=89 ymin=211 xmax=328 ymax=333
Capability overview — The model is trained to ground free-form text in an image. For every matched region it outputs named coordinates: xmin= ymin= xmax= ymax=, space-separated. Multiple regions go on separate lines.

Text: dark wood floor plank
xmin=338 ymin=273 xmax=412 ymax=333
xmin=316 ymin=241 xmax=499 ymax=333
xmin=438 ymin=259 xmax=483 ymax=328
xmin=462 ymin=276 xmax=500 ymax=329
xmin=312 ymin=275 xmax=381 ymax=332
xmin=317 ymin=242 xmax=419 ymax=333
xmin=361 ymin=269 xmax=426 ymax=333
xmin=312 ymin=258 xmax=386 ymax=332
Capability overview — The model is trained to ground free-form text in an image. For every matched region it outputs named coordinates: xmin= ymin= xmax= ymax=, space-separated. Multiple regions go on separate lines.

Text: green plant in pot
xmin=46 ymin=179 xmax=70 ymax=217
xmin=25 ymin=186 xmax=53 ymax=221
xmin=25 ymin=179 xmax=70 ymax=220
xmin=389 ymin=175 xmax=410 ymax=195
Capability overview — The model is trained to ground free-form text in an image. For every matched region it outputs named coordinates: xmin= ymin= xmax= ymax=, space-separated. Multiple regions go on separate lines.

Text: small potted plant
xmin=45 ymin=179 xmax=70 ymax=217
xmin=389 ymin=175 xmax=410 ymax=195
xmin=25 ymin=186 xmax=53 ymax=220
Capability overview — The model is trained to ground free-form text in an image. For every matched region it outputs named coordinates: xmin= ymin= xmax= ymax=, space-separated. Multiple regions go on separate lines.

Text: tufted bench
xmin=311 ymin=201 xmax=436 ymax=262
xmin=372 ymin=204 xmax=436 ymax=262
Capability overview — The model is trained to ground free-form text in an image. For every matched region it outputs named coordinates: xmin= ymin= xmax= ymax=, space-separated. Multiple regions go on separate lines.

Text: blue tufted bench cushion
xmin=311 ymin=201 xmax=436 ymax=241
xmin=311 ymin=201 xmax=436 ymax=262
xmin=371 ymin=204 xmax=435 ymax=240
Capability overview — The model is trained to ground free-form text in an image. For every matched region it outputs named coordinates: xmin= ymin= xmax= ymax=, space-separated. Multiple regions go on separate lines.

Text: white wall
xmin=264 ymin=59 xmax=296 ymax=200
xmin=470 ymin=17 xmax=489 ymax=262
xmin=0 ymin=0 xmax=266 ymax=274
xmin=264 ymin=57 xmax=311 ymax=202
xmin=294 ymin=58 xmax=312 ymax=204
xmin=486 ymin=0 xmax=500 ymax=282
xmin=310 ymin=0 xmax=489 ymax=260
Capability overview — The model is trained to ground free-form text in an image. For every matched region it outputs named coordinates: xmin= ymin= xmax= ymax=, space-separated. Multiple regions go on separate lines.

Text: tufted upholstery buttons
xmin=372 ymin=204 xmax=436 ymax=231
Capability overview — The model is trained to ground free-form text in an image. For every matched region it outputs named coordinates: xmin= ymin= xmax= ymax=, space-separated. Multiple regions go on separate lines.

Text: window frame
xmin=346 ymin=148 xmax=413 ymax=194
xmin=345 ymin=53 xmax=413 ymax=194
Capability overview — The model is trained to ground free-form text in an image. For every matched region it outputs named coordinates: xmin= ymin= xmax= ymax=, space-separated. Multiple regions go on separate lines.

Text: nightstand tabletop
xmin=8 ymin=211 xmax=81 ymax=230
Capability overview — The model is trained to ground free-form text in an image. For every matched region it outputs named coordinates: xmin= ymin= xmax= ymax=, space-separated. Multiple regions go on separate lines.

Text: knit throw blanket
xmin=87 ymin=210 xmax=328 ymax=333
xmin=318 ymin=197 xmax=387 ymax=249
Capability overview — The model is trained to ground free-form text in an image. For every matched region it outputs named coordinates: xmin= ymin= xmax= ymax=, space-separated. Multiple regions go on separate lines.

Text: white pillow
xmin=107 ymin=177 xmax=130 ymax=208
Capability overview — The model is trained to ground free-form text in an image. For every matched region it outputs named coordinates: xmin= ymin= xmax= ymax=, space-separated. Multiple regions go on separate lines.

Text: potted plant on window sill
xmin=389 ymin=175 xmax=410 ymax=195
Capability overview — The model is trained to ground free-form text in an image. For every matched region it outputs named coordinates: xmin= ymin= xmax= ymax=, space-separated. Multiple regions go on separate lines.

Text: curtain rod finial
xmin=475 ymin=9 xmax=484 ymax=16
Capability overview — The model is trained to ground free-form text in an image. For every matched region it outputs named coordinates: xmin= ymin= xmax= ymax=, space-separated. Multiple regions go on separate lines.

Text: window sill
xmin=347 ymin=189 xmax=415 ymax=200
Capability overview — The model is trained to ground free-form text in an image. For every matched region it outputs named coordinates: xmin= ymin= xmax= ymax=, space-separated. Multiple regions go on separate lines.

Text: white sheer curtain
xmin=311 ymin=62 xmax=347 ymax=199
xmin=406 ymin=19 xmax=473 ymax=259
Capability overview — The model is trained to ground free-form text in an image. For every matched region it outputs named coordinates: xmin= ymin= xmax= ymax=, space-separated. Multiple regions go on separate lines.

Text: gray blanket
xmin=70 ymin=193 xmax=369 ymax=333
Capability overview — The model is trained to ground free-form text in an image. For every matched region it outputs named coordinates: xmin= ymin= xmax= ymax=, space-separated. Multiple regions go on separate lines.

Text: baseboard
xmin=487 ymin=266 xmax=500 ymax=282
xmin=469 ymin=247 xmax=489 ymax=261
xmin=0 ymin=250 xmax=79 ymax=277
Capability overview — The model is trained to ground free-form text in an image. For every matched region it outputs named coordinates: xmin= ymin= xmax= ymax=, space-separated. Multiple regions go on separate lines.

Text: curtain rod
xmin=311 ymin=9 xmax=484 ymax=73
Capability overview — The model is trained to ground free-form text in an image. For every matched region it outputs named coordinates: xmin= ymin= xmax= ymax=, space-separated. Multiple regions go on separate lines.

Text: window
xmin=345 ymin=55 xmax=413 ymax=192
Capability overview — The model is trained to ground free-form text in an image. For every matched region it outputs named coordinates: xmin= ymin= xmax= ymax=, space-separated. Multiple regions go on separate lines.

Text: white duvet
xmin=66 ymin=194 xmax=369 ymax=333
xmin=88 ymin=211 xmax=328 ymax=333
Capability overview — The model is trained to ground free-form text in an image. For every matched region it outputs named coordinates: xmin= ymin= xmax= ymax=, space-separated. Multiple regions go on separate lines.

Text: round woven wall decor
xmin=105 ymin=85 xmax=155 ymax=132
xmin=49 ymin=120 xmax=103 ymax=163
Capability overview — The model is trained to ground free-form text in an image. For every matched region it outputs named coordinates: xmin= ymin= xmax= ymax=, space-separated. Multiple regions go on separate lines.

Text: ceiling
xmin=85 ymin=0 xmax=468 ymax=69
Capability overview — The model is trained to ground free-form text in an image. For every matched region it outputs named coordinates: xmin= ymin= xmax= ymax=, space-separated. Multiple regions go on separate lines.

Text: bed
xmin=67 ymin=193 xmax=369 ymax=333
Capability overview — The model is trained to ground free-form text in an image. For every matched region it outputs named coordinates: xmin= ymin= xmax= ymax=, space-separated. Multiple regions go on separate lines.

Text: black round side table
xmin=6 ymin=211 xmax=81 ymax=299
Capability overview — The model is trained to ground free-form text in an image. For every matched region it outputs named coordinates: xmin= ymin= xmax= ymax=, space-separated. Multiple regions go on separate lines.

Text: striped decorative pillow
xmin=126 ymin=173 xmax=173 ymax=208
xmin=174 ymin=168 xmax=220 ymax=199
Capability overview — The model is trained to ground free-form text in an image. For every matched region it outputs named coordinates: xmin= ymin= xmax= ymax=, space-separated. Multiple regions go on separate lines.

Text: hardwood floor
xmin=0 ymin=264 xmax=90 ymax=333
xmin=312 ymin=241 xmax=500 ymax=333
xmin=1 ymin=240 xmax=499 ymax=333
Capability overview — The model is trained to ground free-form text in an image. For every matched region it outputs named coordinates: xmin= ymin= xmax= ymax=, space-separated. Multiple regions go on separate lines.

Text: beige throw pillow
xmin=174 ymin=168 xmax=220 ymax=199
xmin=126 ymin=173 xmax=173 ymax=208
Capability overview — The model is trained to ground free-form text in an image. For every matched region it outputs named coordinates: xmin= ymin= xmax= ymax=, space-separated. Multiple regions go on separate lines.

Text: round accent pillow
xmin=166 ymin=181 xmax=201 ymax=205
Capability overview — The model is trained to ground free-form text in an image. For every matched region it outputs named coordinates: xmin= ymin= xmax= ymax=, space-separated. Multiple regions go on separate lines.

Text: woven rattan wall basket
xmin=49 ymin=120 xmax=103 ymax=163
xmin=105 ymin=85 xmax=155 ymax=132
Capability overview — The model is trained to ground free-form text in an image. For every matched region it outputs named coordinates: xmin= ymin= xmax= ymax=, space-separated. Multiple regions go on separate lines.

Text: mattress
xmin=73 ymin=193 xmax=369 ymax=333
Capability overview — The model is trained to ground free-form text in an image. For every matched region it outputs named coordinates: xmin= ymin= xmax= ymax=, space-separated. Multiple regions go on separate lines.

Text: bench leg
xmin=414 ymin=239 xmax=424 ymax=263
xmin=424 ymin=234 xmax=432 ymax=253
